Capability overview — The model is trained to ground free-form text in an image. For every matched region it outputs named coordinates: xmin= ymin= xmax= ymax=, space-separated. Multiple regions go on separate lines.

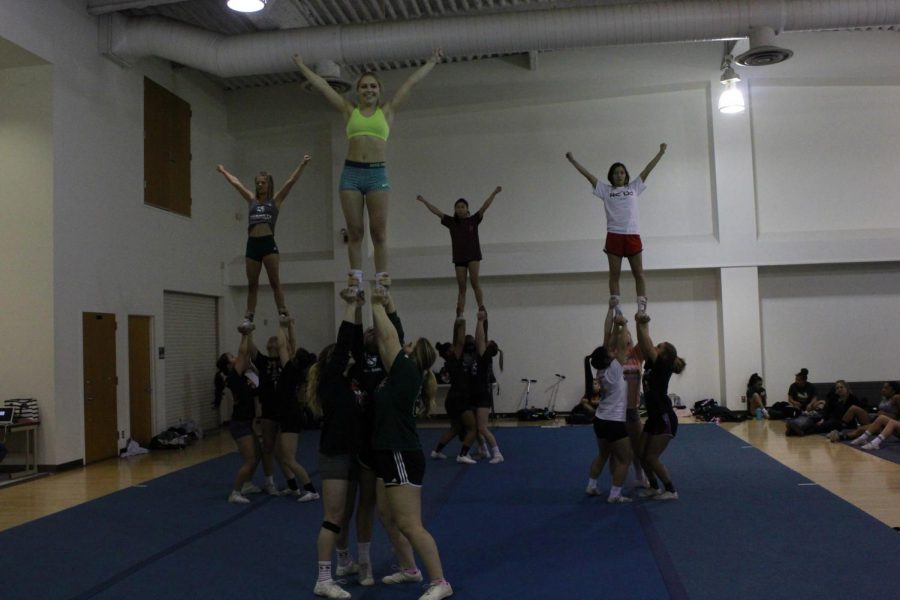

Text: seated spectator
xmin=840 ymin=381 xmax=900 ymax=450
xmin=829 ymin=381 xmax=900 ymax=442
xmin=850 ymin=413 xmax=900 ymax=450
xmin=810 ymin=380 xmax=860 ymax=434
xmin=746 ymin=373 xmax=768 ymax=419
xmin=787 ymin=368 xmax=821 ymax=412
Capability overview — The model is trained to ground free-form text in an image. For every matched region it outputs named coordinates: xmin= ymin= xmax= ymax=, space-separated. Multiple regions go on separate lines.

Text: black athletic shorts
xmin=644 ymin=410 xmax=678 ymax=437
xmin=246 ymin=235 xmax=278 ymax=262
xmin=593 ymin=417 xmax=628 ymax=443
xmin=373 ymin=449 xmax=425 ymax=487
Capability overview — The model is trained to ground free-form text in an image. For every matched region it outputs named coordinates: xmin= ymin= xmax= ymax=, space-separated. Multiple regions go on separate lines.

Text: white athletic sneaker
xmin=861 ymin=438 xmax=882 ymax=450
xmin=637 ymin=296 xmax=648 ymax=315
xmin=456 ymin=455 xmax=477 ymax=465
xmin=241 ymin=482 xmax=262 ymax=495
xmin=313 ymin=579 xmax=351 ymax=599
xmin=358 ymin=562 xmax=374 ymax=586
xmin=653 ymin=491 xmax=679 ymax=501
xmin=636 ymin=487 xmax=661 ymax=498
xmin=585 ymin=486 xmax=601 ymax=496
xmin=608 ymin=494 xmax=633 ymax=504
xmin=335 ymin=561 xmax=359 ymax=577
xmin=297 ymin=491 xmax=320 ymax=503
xmin=263 ymin=481 xmax=279 ymax=496
xmin=489 ymin=453 xmax=504 ymax=464
xmin=382 ymin=569 xmax=423 ymax=585
xmin=237 ymin=318 xmax=255 ymax=334
xmin=430 ymin=450 xmax=447 ymax=460
xmin=419 ymin=580 xmax=454 ymax=600
xmin=851 ymin=435 xmax=870 ymax=446
xmin=227 ymin=490 xmax=250 ymax=504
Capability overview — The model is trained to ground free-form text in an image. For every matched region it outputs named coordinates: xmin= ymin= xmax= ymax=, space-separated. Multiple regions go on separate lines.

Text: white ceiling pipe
xmin=100 ymin=0 xmax=900 ymax=78
xmin=88 ymin=0 xmax=189 ymax=15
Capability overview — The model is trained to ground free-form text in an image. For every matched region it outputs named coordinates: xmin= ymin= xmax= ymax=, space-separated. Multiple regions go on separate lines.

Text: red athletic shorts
xmin=604 ymin=233 xmax=643 ymax=258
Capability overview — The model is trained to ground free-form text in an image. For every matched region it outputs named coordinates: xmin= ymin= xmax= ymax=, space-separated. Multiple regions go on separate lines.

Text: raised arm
xmin=602 ymin=307 xmax=615 ymax=348
xmin=234 ymin=331 xmax=252 ymax=373
xmin=565 ymin=152 xmax=599 ymax=189
xmin=292 ymin=54 xmax=354 ymax=115
xmin=385 ymin=48 xmax=443 ymax=116
xmin=416 ymin=194 xmax=445 ymax=219
xmin=634 ymin=313 xmax=658 ymax=363
xmin=639 ymin=143 xmax=667 ymax=183
xmin=370 ymin=287 xmax=402 ymax=371
xmin=216 ymin=164 xmax=254 ymax=203
xmin=475 ymin=309 xmax=487 ymax=356
xmin=273 ymin=155 xmax=311 ymax=207
xmin=452 ymin=317 xmax=466 ymax=358
xmin=475 ymin=186 xmax=502 ymax=218
xmin=275 ymin=323 xmax=291 ymax=367
xmin=608 ymin=315 xmax=629 ymax=365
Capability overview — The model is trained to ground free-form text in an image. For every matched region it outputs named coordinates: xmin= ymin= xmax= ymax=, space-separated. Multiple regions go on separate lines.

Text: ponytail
xmin=304 ymin=363 xmax=323 ymax=416
xmin=420 ymin=370 xmax=437 ymax=417
xmin=584 ymin=355 xmax=594 ymax=399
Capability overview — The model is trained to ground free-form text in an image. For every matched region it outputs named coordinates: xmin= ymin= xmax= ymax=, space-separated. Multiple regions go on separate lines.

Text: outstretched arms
xmin=385 ymin=48 xmax=443 ymax=115
xmin=475 ymin=186 xmax=502 ymax=218
xmin=292 ymin=55 xmax=354 ymax=115
xmin=234 ymin=331 xmax=252 ymax=374
xmin=273 ymin=155 xmax=312 ymax=207
xmin=608 ymin=314 xmax=629 ymax=365
xmin=475 ymin=309 xmax=487 ymax=356
xmin=216 ymin=164 xmax=254 ymax=203
xmin=452 ymin=317 xmax=466 ymax=359
xmin=634 ymin=313 xmax=658 ymax=363
xmin=416 ymin=194 xmax=445 ymax=219
xmin=370 ymin=287 xmax=402 ymax=371
xmin=565 ymin=152 xmax=599 ymax=189
xmin=275 ymin=323 xmax=291 ymax=367
xmin=639 ymin=143 xmax=667 ymax=182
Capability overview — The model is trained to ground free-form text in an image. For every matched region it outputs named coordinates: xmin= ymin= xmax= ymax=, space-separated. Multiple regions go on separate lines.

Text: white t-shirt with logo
xmin=593 ymin=177 xmax=646 ymax=234
xmin=594 ymin=359 xmax=627 ymax=422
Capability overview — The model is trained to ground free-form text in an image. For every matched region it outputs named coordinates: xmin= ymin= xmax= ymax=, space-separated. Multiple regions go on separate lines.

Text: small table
xmin=1 ymin=421 xmax=39 ymax=479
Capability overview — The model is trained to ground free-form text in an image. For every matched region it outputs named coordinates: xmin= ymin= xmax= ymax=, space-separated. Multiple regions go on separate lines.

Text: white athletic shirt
xmin=593 ymin=177 xmax=646 ymax=234
xmin=594 ymin=359 xmax=627 ymax=422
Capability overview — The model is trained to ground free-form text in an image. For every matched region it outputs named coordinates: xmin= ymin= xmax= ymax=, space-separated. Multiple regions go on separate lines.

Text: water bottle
xmin=755 ymin=407 xmax=763 ymax=420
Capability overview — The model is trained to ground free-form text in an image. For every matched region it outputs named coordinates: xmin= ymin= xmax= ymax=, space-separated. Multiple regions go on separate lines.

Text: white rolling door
xmin=163 ymin=292 xmax=219 ymax=432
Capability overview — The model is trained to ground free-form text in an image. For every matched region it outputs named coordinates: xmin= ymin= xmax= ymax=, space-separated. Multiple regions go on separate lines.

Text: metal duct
xmin=99 ymin=0 xmax=900 ymax=78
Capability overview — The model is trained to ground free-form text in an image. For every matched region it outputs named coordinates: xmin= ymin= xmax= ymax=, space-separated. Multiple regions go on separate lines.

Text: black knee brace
xmin=322 ymin=520 xmax=341 ymax=534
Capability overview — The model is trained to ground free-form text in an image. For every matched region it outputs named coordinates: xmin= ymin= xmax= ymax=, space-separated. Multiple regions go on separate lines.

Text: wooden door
xmin=83 ymin=313 xmax=119 ymax=463
xmin=128 ymin=316 xmax=153 ymax=446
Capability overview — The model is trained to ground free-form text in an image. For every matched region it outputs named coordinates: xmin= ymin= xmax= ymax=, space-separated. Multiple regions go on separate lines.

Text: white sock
xmin=349 ymin=269 xmax=363 ymax=288
xmin=587 ymin=477 xmax=598 ymax=489
xmin=336 ymin=546 xmax=351 ymax=566
xmin=318 ymin=561 xmax=332 ymax=583
xmin=374 ymin=271 xmax=389 ymax=286
xmin=609 ymin=485 xmax=622 ymax=498
xmin=491 ymin=445 xmax=501 ymax=456
xmin=871 ymin=434 xmax=885 ymax=448
xmin=358 ymin=542 xmax=371 ymax=565
xmin=265 ymin=475 xmax=274 ymax=486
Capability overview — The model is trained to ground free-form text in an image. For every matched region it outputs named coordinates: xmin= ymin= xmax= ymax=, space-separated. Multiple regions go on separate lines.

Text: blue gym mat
xmin=2 ymin=424 xmax=899 ymax=599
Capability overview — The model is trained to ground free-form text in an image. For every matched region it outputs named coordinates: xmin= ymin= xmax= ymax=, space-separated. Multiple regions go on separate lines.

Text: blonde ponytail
xmin=420 ymin=370 xmax=437 ymax=417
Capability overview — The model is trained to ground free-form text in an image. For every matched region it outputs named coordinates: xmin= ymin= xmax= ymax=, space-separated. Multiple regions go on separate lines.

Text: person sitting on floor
xmin=827 ymin=381 xmax=900 ymax=442
xmin=850 ymin=413 xmax=900 ymax=450
xmin=571 ymin=377 xmax=602 ymax=422
xmin=810 ymin=380 xmax=861 ymax=435
xmin=787 ymin=368 xmax=822 ymax=413
xmin=746 ymin=373 xmax=769 ymax=419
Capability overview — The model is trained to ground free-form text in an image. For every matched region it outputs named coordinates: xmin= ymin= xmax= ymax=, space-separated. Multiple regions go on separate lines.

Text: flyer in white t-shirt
xmin=592 ymin=177 xmax=646 ymax=235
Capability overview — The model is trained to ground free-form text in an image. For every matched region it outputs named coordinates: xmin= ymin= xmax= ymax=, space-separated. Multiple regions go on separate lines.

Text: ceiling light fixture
xmin=227 ymin=0 xmax=266 ymax=13
xmin=718 ymin=55 xmax=745 ymax=114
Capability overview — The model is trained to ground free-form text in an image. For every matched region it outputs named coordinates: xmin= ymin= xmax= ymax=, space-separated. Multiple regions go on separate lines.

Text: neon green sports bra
xmin=346 ymin=106 xmax=390 ymax=141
